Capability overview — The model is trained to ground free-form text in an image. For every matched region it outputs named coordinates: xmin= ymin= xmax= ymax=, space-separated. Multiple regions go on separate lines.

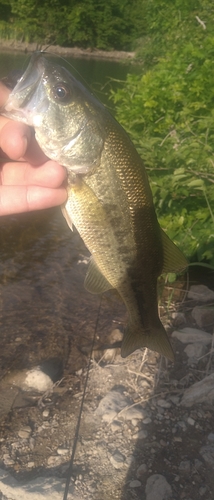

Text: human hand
xmin=0 ymin=82 xmax=67 ymax=216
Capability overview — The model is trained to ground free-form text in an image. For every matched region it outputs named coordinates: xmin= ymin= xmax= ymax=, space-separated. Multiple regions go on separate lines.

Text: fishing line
xmin=63 ymin=294 xmax=103 ymax=500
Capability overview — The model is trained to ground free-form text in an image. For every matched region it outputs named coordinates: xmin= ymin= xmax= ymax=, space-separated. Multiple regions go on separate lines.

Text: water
xmin=0 ymin=51 xmax=140 ymax=108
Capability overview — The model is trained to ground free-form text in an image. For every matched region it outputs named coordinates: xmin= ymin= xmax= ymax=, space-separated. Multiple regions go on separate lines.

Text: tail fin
xmin=121 ymin=322 xmax=174 ymax=361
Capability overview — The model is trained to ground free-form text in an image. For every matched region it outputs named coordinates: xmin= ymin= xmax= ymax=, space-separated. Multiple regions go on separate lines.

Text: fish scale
xmin=2 ymin=52 xmax=188 ymax=361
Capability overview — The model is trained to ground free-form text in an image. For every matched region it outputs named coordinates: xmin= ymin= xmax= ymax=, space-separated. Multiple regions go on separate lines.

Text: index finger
xmin=0 ymin=82 xmax=10 ymax=107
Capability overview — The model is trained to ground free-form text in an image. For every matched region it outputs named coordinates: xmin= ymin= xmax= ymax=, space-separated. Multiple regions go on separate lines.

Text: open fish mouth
xmin=3 ymin=52 xmax=50 ymax=126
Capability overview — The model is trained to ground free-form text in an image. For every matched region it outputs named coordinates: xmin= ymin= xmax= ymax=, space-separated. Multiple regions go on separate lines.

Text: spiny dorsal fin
xmin=84 ymin=258 xmax=113 ymax=294
xmin=161 ymin=229 xmax=188 ymax=274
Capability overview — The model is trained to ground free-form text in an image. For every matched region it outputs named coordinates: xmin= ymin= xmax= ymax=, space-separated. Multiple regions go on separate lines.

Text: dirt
xmin=0 ymin=208 xmax=214 ymax=500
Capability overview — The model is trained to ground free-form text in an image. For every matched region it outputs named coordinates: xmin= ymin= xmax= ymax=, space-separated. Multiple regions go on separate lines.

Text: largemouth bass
xmin=2 ymin=53 xmax=187 ymax=361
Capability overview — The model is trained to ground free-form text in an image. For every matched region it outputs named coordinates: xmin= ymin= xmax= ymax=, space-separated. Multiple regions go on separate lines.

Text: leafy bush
xmin=111 ymin=3 xmax=214 ymax=264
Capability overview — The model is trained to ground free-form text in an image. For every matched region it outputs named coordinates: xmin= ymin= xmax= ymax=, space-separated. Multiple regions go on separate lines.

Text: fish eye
xmin=53 ymin=83 xmax=71 ymax=103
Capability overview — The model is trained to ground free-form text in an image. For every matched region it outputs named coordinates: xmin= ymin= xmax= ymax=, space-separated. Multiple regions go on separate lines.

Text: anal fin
xmin=84 ymin=257 xmax=113 ymax=294
xmin=161 ymin=229 xmax=188 ymax=273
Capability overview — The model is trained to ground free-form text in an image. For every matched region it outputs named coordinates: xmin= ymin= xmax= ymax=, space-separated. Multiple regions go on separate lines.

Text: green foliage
xmin=0 ymin=0 xmax=145 ymax=50
xmin=111 ymin=0 xmax=214 ymax=264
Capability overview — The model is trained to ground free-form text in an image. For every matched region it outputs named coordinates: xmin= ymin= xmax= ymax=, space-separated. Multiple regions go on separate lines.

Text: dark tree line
xmin=0 ymin=0 xmax=146 ymax=50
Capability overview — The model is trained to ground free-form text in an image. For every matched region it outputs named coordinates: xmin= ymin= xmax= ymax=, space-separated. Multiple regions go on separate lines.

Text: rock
xmin=121 ymin=405 xmax=148 ymax=421
xmin=171 ymin=327 xmax=212 ymax=345
xmin=109 ymin=450 xmax=125 ymax=469
xmin=200 ymin=445 xmax=214 ymax=466
xmin=143 ymin=417 xmax=152 ymax=424
xmin=187 ymin=417 xmax=195 ymax=426
xmin=171 ymin=312 xmax=186 ymax=327
xmin=145 ymin=474 xmax=172 ymax=500
xmin=157 ymin=399 xmax=171 ymax=409
xmin=207 ymin=433 xmax=214 ymax=443
xmin=132 ymin=430 xmax=148 ymax=440
xmin=96 ymin=389 xmax=129 ymax=422
xmin=18 ymin=426 xmax=32 ymax=439
xmin=181 ymin=373 xmax=214 ymax=406
xmin=199 ymin=485 xmax=207 ymax=496
xmin=184 ymin=343 xmax=207 ymax=363
xmin=0 ymin=467 xmax=81 ymax=500
xmin=194 ymin=459 xmax=203 ymax=470
xmin=129 ymin=480 xmax=141 ymax=488
xmin=136 ymin=463 xmax=147 ymax=478
xmin=188 ymin=284 xmax=214 ymax=303
xmin=192 ymin=306 xmax=214 ymax=328
xmin=57 ymin=447 xmax=69 ymax=456
xmin=179 ymin=460 xmax=191 ymax=472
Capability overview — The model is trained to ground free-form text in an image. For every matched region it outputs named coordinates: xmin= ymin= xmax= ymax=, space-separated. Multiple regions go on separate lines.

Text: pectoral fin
xmin=161 ymin=229 xmax=188 ymax=273
xmin=84 ymin=258 xmax=113 ymax=294
xmin=61 ymin=206 xmax=73 ymax=231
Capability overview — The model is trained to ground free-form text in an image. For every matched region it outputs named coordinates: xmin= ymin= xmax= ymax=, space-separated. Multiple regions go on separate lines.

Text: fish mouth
xmin=2 ymin=52 xmax=50 ymax=126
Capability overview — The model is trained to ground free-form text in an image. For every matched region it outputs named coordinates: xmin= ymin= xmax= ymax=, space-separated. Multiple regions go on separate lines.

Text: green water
xmin=0 ymin=51 xmax=140 ymax=107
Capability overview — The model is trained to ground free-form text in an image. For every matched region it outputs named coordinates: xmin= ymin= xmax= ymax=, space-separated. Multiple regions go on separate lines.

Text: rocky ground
xmin=0 ymin=211 xmax=214 ymax=500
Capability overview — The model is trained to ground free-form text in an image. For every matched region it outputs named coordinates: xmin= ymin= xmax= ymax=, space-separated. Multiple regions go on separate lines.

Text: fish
xmin=1 ymin=52 xmax=187 ymax=361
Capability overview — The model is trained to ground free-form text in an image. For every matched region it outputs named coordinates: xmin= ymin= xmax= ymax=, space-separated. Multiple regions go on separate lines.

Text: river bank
xmin=0 ymin=39 xmax=136 ymax=61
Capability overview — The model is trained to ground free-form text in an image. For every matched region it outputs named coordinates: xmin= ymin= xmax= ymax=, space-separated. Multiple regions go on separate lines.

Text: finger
xmin=0 ymin=185 xmax=67 ymax=216
xmin=0 ymin=120 xmax=48 ymax=164
xmin=0 ymin=120 xmax=32 ymax=159
xmin=1 ymin=160 xmax=67 ymax=188
xmin=0 ymin=82 xmax=10 ymax=107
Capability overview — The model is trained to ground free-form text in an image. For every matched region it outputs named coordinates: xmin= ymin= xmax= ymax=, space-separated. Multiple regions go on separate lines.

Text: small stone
xmin=181 ymin=373 xmax=214 ymax=407
xmin=96 ymin=390 xmax=129 ymax=422
xmin=184 ymin=343 xmax=207 ymax=364
xmin=111 ymin=421 xmax=122 ymax=432
xmin=133 ymin=429 xmax=148 ymax=440
xmin=109 ymin=450 xmax=125 ymax=469
xmin=42 ymin=409 xmax=50 ymax=418
xmin=179 ymin=460 xmax=191 ymax=472
xmin=18 ymin=426 xmax=32 ymax=439
xmin=47 ymin=455 xmax=62 ymax=466
xmin=129 ymin=480 xmax=141 ymax=488
xmin=169 ymin=396 xmax=180 ymax=405
xmin=136 ymin=463 xmax=147 ymax=478
xmin=199 ymin=485 xmax=207 ymax=496
xmin=171 ymin=312 xmax=186 ymax=327
xmin=131 ymin=419 xmax=139 ymax=427
xmin=143 ymin=417 xmax=152 ymax=424
xmin=172 ymin=327 xmax=212 ymax=345
xmin=173 ymin=436 xmax=182 ymax=442
xmin=194 ymin=459 xmax=203 ymax=470
xmin=27 ymin=462 xmax=35 ymax=468
xmin=207 ymin=433 xmax=214 ymax=442
xmin=145 ymin=474 xmax=172 ymax=500
xmin=177 ymin=421 xmax=187 ymax=431
xmin=125 ymin=455 xmax=135 ymax=466
xmin=187 ymin=417 xmax=195 ymax=426
xmin=3 ymin=455 xmax=15 ymax=466
xmin=200 ymin=445 xmax=214 ymax=466
xmin=29 ymin=437 xmax=35 ymax=450
xmin=157 ymin=399 xmax=171 ymax=409
xmin=192 ymin=306 xmax=214 ymax=329
xmin=57 ymin=447 xmax=69 ymax=456
xmin=121 ymin=405 xmax=147 ymax=421
xmin=188 ymin=284 xmax=214 ymax=303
